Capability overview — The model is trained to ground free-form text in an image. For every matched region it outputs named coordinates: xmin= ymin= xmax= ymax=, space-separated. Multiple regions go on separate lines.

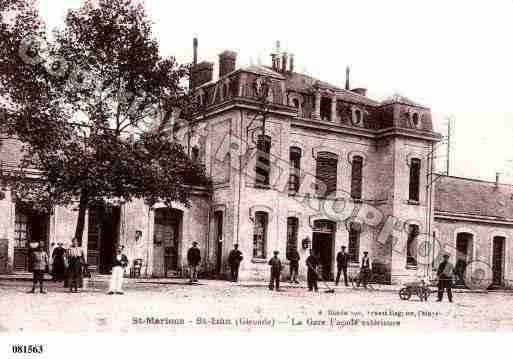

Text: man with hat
xmin=437 ymin=252 xmax=455 ymax=302
xmin=228 ymin=244 xmax=243 ymax=282
xmin=358 ymin=251 xmax=371 ymax=288
xmin=187 ymin=241 xmax=201 ymax=283
xmin=268 ymin=250 xmax=282 ymax=291
xmin=335 ymin=245 xmax=349 ymax=286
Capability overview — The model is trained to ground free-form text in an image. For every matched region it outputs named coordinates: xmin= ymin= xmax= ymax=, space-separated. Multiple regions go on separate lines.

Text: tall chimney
xmin=281 ymin=53 xmax=288 ymax=72
xmin=496 ymin=172 xmax=500 ymax=187
xmin=193 ymin=37 xmax=198 ymax=65
xmin=345 ymin=66 xmax=350 ymax=90
xmin=219 ymin=50 xmax=237 ymax=78
xmin=289 ymin=54 xmax=294 ymax=72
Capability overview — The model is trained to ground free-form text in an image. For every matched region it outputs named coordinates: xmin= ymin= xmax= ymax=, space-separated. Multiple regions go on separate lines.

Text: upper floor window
xmin=406 ymin=224 xmax=419 ymax=266
xmin=409 ymin=158 xmax=421 ymax=202
xmin=255 ymin=135 xmax=271 ymax=187
xmin=351 ymin=155 xmax=363 ymax=200
xmin=253 ymin=211 xmax=268 ymax=259
xmin=289 ymin=147 xmax=301 ymax=192
xmin=320 ymin=97 xmax=331 ymax=121
xmin=316 ymin=152 xmax=338 ymax=196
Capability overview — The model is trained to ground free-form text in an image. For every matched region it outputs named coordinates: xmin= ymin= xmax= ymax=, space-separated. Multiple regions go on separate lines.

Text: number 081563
xmin=11 ymin=345 xmax=44 ymax=354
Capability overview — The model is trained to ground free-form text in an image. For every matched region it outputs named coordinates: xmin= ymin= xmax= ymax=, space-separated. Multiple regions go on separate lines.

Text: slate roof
xmin=435 ymin=175 xmax=513 ymax=220
xmin=282 ymin=71 xmax=380 ymax=107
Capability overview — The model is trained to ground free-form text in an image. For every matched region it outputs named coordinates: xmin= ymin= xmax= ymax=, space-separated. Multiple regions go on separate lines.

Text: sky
xmin=36 ymin=0 xmax=513 ymax=184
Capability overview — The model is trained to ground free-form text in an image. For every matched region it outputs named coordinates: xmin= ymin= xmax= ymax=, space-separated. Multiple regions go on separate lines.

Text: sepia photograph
xmin=1 ymin=0 xmax=513 ymax=354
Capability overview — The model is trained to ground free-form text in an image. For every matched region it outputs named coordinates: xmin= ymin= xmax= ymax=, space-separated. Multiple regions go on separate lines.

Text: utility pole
xmin=446 ymin=118 xmax=452 ymax=176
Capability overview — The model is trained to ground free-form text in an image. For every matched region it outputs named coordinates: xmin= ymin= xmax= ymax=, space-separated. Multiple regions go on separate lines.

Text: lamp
xmin=135 ymin=230 xmax=142 ymax=242
xmin=302 ymin=236 xmax=310 ymax=250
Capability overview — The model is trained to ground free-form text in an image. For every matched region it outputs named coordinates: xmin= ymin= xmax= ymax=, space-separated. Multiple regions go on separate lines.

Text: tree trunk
xmin=74 ymin=190 xmax=88 ymax=246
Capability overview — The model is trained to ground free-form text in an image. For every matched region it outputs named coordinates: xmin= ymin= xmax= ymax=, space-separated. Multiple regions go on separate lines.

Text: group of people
xmin=28 ymin=238 xmax=129 ymax=295
xmin=266 ymin=245 xmax=372 ymax=292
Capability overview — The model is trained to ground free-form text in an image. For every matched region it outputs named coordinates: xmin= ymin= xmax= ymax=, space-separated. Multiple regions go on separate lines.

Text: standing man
xmin=335 ymin=245 xmax=349 ymax=286
xmin=187 ymin=241 xmax=201 ymax=283
xmin=306 ymin=250 xmax=319 ymax=292
xmin=437 ymin=253 xmax=455 ymax=303
xmin=108 ymin=245 xmax=128 ymax=295
xmin=287 ymin=247 xmax=300 ymax=284
xmin=28 ymin=242 xmax=49 ymax=294
xmin=268 ymin=250 xmax=282 ymax=291
xmin=358 ymin=251 xmax=371 ymax=288
xmin=228 ymin=244 xmax=243 ymax=282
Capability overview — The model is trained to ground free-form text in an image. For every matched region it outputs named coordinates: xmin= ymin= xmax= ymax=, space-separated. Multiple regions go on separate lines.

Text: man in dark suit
xmin=228 ymin=244 xmax=243 ymax=282
xmin=287 ymin=248 xmax=300 ymax=284
xmin=187 ymin=242 xmax=201 ymax=283
xmin=335 ymin=245 xmax=349 ymax=286
xmin=268 ymin=250 xmax=282 ymax=291
xmin=358 ymin=251 xmax=371 ymax=288
xmin=306 ymin=250 xmax=320 ymax=292
xmin=437 ymin=253 xmax=455 ymax=302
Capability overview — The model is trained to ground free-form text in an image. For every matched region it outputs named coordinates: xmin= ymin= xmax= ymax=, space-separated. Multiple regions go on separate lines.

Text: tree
xmin=0 ymin=0 xmax=209 ymax=243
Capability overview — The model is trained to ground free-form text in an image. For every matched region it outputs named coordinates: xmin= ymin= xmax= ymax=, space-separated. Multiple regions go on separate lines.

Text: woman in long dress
xmin=51 ymin=243 xmax=67 ymax=282
xmin=67 ymin=237 xmax=85 ymax=293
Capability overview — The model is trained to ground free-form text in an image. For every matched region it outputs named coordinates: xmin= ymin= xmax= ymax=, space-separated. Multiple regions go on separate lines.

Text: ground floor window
xmin=286 ymin=217 xmax=298 ymax=259
xmin=348 ymin=225 xmax=360 ymax=263
xmin=406 ymin=224 xmax=419 ymax=267
xmin=253 ymin=212 xmax=268 ymax=259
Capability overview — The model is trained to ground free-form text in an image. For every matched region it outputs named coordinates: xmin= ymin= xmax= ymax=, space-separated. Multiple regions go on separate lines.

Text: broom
xmin=306 ymin=260 xmax=335 ymax=293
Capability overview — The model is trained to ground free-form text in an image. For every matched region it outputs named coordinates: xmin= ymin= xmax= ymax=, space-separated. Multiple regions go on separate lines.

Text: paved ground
xmin=1 ymin=278 xmax=513 ymax=332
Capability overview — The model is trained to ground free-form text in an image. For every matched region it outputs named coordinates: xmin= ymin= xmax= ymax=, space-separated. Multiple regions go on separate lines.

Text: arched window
xmin=253 ymin=211 xmax=268 ymax=259
xmin=289 ymin=147 xmax=301 ymax=193
xmin=350 ymin=155 xmax=363 ymax=200
xmin=316 ymin=152 xmax=338 ymax=196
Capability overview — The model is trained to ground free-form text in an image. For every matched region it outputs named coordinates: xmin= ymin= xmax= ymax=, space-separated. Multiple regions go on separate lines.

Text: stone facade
xmin=1 ymin=46 xmax=513 ymax=289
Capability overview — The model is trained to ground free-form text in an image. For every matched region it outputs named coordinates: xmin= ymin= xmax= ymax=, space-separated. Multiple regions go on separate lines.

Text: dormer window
xmin=352 ymin=108 xmax=363 ymax=126
xmin=320 ymin=97 xmax=331 ymax=121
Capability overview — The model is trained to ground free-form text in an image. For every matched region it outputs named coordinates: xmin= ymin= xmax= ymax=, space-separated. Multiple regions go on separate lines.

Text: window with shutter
xmin=409 ymin=158 xmax=421 ymax=201
xmin=348 ymin=226 xmax=360 ymax=263
xmin=286 ymin=217 xmax=298 ymax=260
xmin=316 ymin=152 xmax=338 ymax=196
xmin=351 ymin=156 xmax=363 ymax=199
xmin=289 ymin=147 xmax=301 ymax=192
xmin=255 ymin=135 xmax=271 ymax=187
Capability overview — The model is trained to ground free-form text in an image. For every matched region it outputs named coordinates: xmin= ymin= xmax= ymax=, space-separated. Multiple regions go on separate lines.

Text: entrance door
xmin=214 ymin=211 xmax=223 ymax=275
xmin=88 ymin=206 xmax=120 ymax=274
xmin=492 ymin=236 xmax=505 ymax=287
xmin=13 ymin=206 xmax=49 ymax=271
xmin=455 ymin=233 xmax=473 ymax=286
xmin=153 ymin=208 xmax=181 ymax=277
xmin=312 ymin=220 xmax=335 ymax=281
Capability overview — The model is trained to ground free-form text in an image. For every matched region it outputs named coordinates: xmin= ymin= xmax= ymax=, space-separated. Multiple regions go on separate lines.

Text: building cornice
xmin=435 ymin=210 xmax=513 ymax=226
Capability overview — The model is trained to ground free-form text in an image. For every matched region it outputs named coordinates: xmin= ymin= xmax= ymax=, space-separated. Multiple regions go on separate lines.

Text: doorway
xmin=153 ymin=208 xmax=182 ymax=277
xmin=214 ymin=211 xmax=223 ymax=275
xmin=492 ymin=236 xmax=505 ymax=287
xmin=13 ymin=205 xmax=49 ymax=271
xmin=455 ymin=232 xmax=473 ymax=286
xmin=87 ymin=206 xmax=120 ymax=274
xmin=312 ymin=220 xmax=335 ymax=281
